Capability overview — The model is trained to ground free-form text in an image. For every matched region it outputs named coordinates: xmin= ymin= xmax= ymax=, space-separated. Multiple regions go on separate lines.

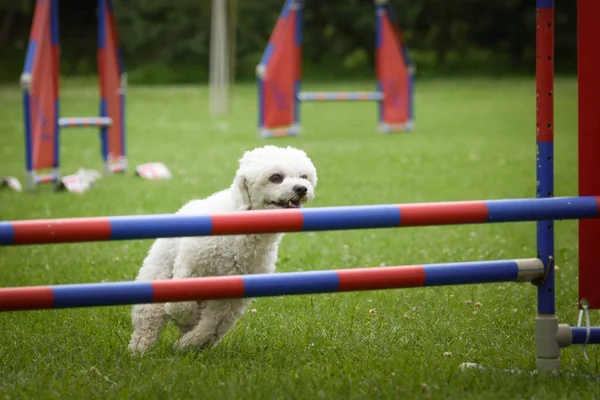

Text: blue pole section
xmin=571 ymin=327 xmax=600 ymax=345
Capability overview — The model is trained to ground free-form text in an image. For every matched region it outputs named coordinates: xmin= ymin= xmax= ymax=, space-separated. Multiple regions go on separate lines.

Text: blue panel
xmin=52 ymin=281 xmax=153 ymax=308
xmin=108 ymin=214 xmax=213 ymax=240
xmin=259 ymin=44 xmax=275 ymax=67
xmin=486 ymin=196 xmax=598 ymax=222
xmin=0 ymin=223 xmax=15 ymax=245
xmin=99 ymin=98 xmax=108 ymax=161
xmin=258 ymin=78 xmax=264 ymax=127
xmin=424 ymin=260 xmax=518 ymax=286
xmin=280 ymin=0 xmax=292 ymax=18
xmin=536 ymin=0 xmax=554 ymax=8
xmin=53 ymin=99 xmax=59 ymax=168
xmin=243 ymin=270 xmax=339 ymax=297
xmin=120 ymin=93 xmax=126 ymax=158
xmin=23 ymin=92 xmax=33 ymax=172
xmin=571 ymin=327 xmax=600 ymax=345
xmin=23 ymin=41 xmax=37 ymax=74
xmin=293 ymin=80 xmax=301 ymax=124
xmin=51 ymin=0 xmax=59 ymax=45
xmin=375 ymin=8 xmax=382 ymax=49
xmin=98 ymin=0 xmax=106 ymax=50
xmin=294 ymin=3 xmax=302 ymax=46
xmin=302 ymin=205 xmax=400 ymax=231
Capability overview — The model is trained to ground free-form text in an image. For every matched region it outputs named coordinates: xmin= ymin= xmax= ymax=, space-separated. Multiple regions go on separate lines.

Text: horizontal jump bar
xmin=0 ymin=258 xmax=543 ymax=312
xmin=58 ymin=117 xmax=112 ymax=128
xmin=0 ymin=197 xmax=598 ymax=246
xmin=297 ymin=92 xmax=384 ymax=101
xmin=571 ymin=327 xmax=600 ymax=345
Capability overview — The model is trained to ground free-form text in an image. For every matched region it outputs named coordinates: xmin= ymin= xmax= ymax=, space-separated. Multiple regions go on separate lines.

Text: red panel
xmin=12 ymin=218 xmax=112 ymax=245
xmin=0 ymin=286 xmax=54 ymax=311
xmin=398 ymin=202 xmax=489 ymax=226
xmin=536 ymin=7 xmax=554 ymax=143
xmin=211 ymin=210 xmax=304 ymax=235
xmin=578 ymin=0 xmax=600 ymax=309
xmin=99 ymin=3 xmax=124 ymax=159
xmin=337 ymin=266 xmax=426 ymax=291
xmin=262 ymin=11 xmax=298 ymax=129
xmin=30 ymin=0 xmax=58 ymax=171
xmin=377 ymin=13 xmax=409 ymax=125
xmin=152 ymin=277 xmax=245 ymax=302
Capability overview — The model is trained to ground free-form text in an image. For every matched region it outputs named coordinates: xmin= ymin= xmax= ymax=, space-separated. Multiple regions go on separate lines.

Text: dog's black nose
xmin=294 ymin=185 xmax=308 ymax=197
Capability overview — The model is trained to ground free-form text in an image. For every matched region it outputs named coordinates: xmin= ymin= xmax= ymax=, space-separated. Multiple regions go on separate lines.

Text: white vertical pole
xmin=210 ymin=0 xmax=229 ymax=116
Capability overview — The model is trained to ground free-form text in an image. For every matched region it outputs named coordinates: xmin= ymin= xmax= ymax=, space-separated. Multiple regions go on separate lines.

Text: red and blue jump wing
xmin=22 ymin=0 xmax=60 ymax=172
xmin=98 ymin=0 xmax=126 ymax=163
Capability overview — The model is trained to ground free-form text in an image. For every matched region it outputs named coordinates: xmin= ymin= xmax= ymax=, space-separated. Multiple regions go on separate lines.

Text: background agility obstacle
xmin=256 ymin=0 xmax=415 ymax=138
xmin=20 ymin=0 xmax=127 ymax=192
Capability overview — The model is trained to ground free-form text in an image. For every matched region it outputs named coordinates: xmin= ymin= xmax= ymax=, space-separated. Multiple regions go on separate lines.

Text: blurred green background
xmin=0 ymin=0 xmax=576 ymax=85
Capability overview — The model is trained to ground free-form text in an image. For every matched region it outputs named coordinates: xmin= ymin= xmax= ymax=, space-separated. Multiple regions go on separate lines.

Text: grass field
xmin=0 ymin=77 xmax=598 ymax=399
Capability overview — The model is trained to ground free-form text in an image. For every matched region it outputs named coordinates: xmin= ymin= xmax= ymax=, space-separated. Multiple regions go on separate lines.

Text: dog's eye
xmin=268 ymin=174 xmax=284 ymax=184
xmin=300 ymin=175 xmax=307 ymax=180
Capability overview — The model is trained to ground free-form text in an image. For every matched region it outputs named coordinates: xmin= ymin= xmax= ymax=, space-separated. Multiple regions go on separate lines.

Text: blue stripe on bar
xmin=423 ymin=260 xmax=519 ymax=286
xmin=108 ymin=215 xmax=213 ymax=240
xmin=302 ymin=205 xmax=400 ymax=231
xmin=0 ymin=223 xmax=15 ymax=245
xmin=24 ymin=41 xmax=37 ymax=74
xmin=536 ymin=0 xmax=554 ymax=8
xmin=486 ymin=197 xmax=598 ymax=222
xmin=242 ymin=270 xmax=340 ymax=297
xmin=52 ymin=282 xmax=153 ymax=308
xmin=571 ymin=327 xmax=600 ymax=345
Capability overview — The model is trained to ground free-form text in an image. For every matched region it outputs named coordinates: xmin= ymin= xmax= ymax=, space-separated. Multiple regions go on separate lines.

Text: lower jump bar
xmin=0 ymin=259 xmax=543 ymax=312
xmin=0 ymin=197 xmax=598 ymax=246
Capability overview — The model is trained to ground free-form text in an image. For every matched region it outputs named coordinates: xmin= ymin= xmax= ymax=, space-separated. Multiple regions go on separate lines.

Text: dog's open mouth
xmin=270 ymin=199 xmax=301 ymax=209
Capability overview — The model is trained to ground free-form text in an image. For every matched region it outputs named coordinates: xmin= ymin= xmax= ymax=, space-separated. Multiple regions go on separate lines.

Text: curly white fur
xmin=129 ymin=145 xmax=318 ymax=354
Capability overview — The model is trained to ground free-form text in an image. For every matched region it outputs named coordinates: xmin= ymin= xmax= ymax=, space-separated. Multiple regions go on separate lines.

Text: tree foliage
xmin=0 ymin=0 xmax=577 ymax=83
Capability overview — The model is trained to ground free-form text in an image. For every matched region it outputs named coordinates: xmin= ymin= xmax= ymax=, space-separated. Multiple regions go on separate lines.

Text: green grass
xmin=0 ymin=77 xmax=598 ymax=399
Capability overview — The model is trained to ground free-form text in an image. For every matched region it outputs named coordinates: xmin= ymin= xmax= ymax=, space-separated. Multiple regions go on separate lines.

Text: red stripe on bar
xmin=536 ymin=7 xmax=554 ymax=143
xmin=0 ymin=286 xmax=54 ymax=311
xmin=211 ymin=210 xmax=304 ymax=235
xmin=398 ymin=201 xmax=489 ymax=226
xmin=337 ymin=266 xmax=426 ymax=291
xmin=12 ymin=218 xmax=112 ymax=245
xmin=151 ymin=276 xmax=245 ymax=302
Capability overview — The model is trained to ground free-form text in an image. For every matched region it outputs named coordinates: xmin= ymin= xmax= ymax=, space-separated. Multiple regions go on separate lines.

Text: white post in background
xmin=209 ymin=0 xmax=229 ymax=116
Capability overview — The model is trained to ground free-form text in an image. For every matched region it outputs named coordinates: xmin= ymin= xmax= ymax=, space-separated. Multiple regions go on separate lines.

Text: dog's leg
xmin=164 ymin=257 xmax=201 ymax=328
xmin=129 ymin=240 xmax=174 ymax=355
xmin=129 ymin=302 xmax=169 ymax=355
xmin=174 ymin=298 xmax=252 ymax=351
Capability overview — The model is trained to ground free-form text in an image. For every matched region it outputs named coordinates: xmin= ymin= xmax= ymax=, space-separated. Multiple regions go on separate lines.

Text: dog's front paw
xmin=164 ymin=301 xmax=199 ymax=326
xmin=128 ymin=333 xmax=154 ymax=356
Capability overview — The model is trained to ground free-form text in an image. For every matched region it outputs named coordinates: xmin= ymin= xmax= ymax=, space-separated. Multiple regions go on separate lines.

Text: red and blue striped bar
xmin=259 ymin=125 xmax=300 ymax=139
xmin=0 ymin=196 xmax=598 ymax=246
xmin=571 ymin=327 xmax=600 ymax=345
xmin=0 ymin=258 xmax=543 ymax=312
xmin=34 ymin=173 xmax=58 ymax=184
xmin=297 ymin=92 xmax=384 ymax=102
xmin=58 ymin=117 xmax=112 ymax=128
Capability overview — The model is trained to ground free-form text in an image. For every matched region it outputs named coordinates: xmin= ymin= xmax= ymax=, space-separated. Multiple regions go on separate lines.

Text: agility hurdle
xmin=1 ymin=0 xmax=599 ymax=374
xmin=256 ymin=0 xmax=414 ymax=138
xmin=20 ymin=0 xmax=127 ymax=192
xmin=0 ymin=197 xmax=598 ymax=246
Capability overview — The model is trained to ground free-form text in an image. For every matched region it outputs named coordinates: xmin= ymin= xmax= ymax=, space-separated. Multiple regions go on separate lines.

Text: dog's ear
xmin=234 ymin=175 xmax=252 ymax=210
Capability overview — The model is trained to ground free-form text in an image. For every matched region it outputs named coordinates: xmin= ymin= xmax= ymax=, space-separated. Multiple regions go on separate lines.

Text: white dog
xmin=128 ymin=145 xmax=318 ymax=354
